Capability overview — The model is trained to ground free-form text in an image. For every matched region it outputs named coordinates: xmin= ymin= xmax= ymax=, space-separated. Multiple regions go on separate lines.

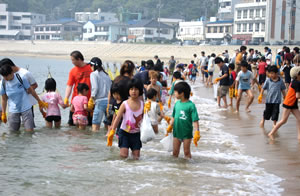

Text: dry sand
xmin=0 ymin=40 xmax=292 ymax=64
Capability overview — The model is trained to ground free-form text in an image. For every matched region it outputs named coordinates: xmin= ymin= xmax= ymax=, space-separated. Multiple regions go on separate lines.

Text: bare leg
xmin=132 ymin=150 xmax=140 ymax=160
xmin=245 ymin=90 xmax=254 ymax=113
xmin=92 ymin=124 xmax=100 ymax=132
xmin=46 ymin=121 xmax=53 ymax=128
xmin=79 ymin=125 xmax=86 ymax=130
xmin=173 ymin=138 xmax=182 ymax=158
xmin=120 ymin=148 xmax=129 ymax=158
xmin=54 ymin=121 xmax=61 ymax=129
xmin=217 ymin=96 xmax=221 ymax=107
xmin=222 ymin=96 xmax=228 ymax=108
xmin=260 ymin=117 xmax=265 ymax=128
xmin=268 ymin=108 xmax=291 ymax=140
xmin=183 ymin=139 xmax=192 ymax=159
xmin=291 ymin=109 xmax=300 ymax=140
xmin=235 ymin=90 xmax=242 ymax=113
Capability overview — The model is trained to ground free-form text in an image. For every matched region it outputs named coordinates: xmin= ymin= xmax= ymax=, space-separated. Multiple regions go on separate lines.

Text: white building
xmin=0 ymin=3 xmax=45 ymax=40
xmin=33 ymin=20 xmax=83 ymax=41
xmin=83 ymin=21 xmax=128 ymax=42
xmin=205 ymin=18 xmax=233 ymax=42
xmin=75 ymin=9 xmax=118 ymax=23
xmin=177 ymin=21 xmax=205 ymax=42
xmin=128 ymin=19 xmax=174 ymax=42
xmin=266 ymin=0 xmax=300 ymax=43
xmin=233 ymin=0 xmax=267 ymax=43
xmin=218 ymin=0 xmax=242 ymax=20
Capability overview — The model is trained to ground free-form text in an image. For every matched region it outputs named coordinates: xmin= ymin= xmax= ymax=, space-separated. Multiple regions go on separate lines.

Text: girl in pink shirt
xmin=71 ymin=83 xmax=90 ymax=130
xmin=41 ymin=78 xmax=67 ymax=128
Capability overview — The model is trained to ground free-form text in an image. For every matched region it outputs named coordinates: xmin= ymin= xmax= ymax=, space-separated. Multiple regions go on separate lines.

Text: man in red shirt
xmin=64 ymin=51 xmax=93 ymax=126
xmin=258 ymin=56 xmax=268 ymax=86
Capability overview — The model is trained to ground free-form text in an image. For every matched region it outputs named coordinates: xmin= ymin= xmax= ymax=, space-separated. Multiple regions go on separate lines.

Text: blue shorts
xmin=208 ymin=72 xmax=214 ymax=76
xmin=118 ymin=129 xmax=142 ymax=151
xmin=92 ymin=98 xmax=108 ymax=125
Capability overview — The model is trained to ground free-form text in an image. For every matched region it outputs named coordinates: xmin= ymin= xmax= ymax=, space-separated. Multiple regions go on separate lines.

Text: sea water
xmin=0 ymin=56 xmax=283 ymax=195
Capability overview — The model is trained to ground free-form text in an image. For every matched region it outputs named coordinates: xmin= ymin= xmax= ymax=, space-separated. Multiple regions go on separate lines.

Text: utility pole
xmin=158 ymin=0 xmax=161 ymax=40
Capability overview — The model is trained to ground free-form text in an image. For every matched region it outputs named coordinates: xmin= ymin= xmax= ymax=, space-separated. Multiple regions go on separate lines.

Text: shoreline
xmin=196 ymin=82 xmax=300 ymax=196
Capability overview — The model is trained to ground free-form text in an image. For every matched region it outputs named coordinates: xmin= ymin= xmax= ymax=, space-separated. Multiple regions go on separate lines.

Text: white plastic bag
xmin=213 ymin=83 xmax=219 ymax=99
xmin=140 ymin=113 xmax=155 ymax=143
xmin=160 ymin=134 xmax=173 ymax=152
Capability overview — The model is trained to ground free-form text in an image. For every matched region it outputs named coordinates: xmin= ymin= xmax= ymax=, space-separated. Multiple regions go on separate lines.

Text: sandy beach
xmin=194 ymin=84 xmax=300 ymax=196
xmin=0 ymin=40 xmax=294 ymax=64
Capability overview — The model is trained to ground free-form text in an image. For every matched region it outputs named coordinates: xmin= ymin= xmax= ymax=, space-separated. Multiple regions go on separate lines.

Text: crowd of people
xmin=0 ymin=45 xmax=299 ymax=160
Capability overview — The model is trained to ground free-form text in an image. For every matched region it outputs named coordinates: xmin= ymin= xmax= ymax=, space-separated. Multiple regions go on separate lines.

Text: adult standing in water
xmin=235 ymin=45 xmax=247 ymax=74
xmin=64 ymin=51 xmax=93 ymax=126
xmin=107 ymin=60 xmax=135 ymax=116
xmin=88 ymin=57 xmax=112 ymax=132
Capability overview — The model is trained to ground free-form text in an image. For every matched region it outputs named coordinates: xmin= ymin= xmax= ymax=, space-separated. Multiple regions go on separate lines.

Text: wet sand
xmin=194 ymin=83 xmax=300 ymax=196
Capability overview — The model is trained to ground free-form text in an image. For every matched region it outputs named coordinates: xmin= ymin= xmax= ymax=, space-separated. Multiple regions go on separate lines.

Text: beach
xmin=0 ymin=48 xmax=299 ymax=195
xmin=0 ymin=40 xmax=294 ymax=64
xmin=195 ymin=85 xmax=300 ymax=196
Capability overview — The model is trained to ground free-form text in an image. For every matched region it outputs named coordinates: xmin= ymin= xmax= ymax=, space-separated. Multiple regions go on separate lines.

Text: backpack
xmin=191 ymin=68 xmax=197 ymax=75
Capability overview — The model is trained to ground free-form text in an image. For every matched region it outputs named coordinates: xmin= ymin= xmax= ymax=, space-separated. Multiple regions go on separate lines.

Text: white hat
xmin=290 ymin=66 xmax=300 ymax=79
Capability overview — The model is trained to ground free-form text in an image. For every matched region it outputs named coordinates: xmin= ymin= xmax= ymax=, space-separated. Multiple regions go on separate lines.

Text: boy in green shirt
xmin=166 ymin=81 xmax=200 ymax=159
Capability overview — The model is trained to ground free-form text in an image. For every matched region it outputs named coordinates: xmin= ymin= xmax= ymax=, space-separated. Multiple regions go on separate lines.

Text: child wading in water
xmin=144 ymin=88 xmax=171 ymax=134
xmin=71 ymin=83 xmax=91 ymax=130
xmin=166 ymin=81 xmax=200 ymax=159
xmin=268 ymin=66 xmax=300 ymax=140
xmin=235 ymin=61 xmax=254 ymax=113
xmin=107 ymin=79 xmax=144 ymax=159
xmin=258 ymin=66 xmax=286 ymax=128
xmin=147 ymin=70 xmax=161 ymax=102
xmin=41 ymin=78 xmax=67 ymax=128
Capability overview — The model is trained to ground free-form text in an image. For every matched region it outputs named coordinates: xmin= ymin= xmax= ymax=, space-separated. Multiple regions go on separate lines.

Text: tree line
xmin=0 ymin=0 xmax=218 ymax=21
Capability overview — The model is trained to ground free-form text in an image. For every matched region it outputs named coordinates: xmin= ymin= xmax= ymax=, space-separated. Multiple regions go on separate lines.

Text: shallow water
xmin=0 ymin=56 xmax=283 ymax=195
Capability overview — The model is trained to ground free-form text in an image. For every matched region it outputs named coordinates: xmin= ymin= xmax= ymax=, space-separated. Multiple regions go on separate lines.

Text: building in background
xmin=0 ymin=3 xmax=45 ymax=40
xmin=205 ymin=18 xmax=233 ymax=43
xmin=177 ymin=20 xmax=205 ymax=42
xmin=218 ymin=0 xmax=241 ymax=20
xmin=33 ymin=20 xmax=83 ymax=41
xmin=83 ymin=20 xmax=128 ymax=42
xmin=233 ymin=0 xmax=267 ymax=43
xmin=128 ymin=19 xmax=174 ymax=43
xmin=75 ymin=8 xmax=118 ymax=23
xmin=266 ymin=0 xmax=300 ymax=44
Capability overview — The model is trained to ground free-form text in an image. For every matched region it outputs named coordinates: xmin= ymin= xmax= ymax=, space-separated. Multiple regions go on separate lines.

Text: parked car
xmin=209 ymin=40 xmax=221 ymax=45
xmin=248 ymin=40 xmax=260 ymax=45
xmin=260 ymin=42 xmax=270 ymax=46
xmin=273 ymin=41 xmax=284 ymax=46
xmin=183 ymin=40 xmax=197 ymax=45
xmin=199 ymin=41 xmax=209 ymax=46
xmin=229 ymin=40 xmax=243 ymax=45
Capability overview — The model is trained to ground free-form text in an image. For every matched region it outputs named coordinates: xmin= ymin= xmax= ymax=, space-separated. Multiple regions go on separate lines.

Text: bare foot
xmin=228 ymin=103 xmax=232 ymax=106
xmin=234 ymin=110 xmax=239 ymax=113
xmin=268 ymin=133 xmax=275 ymax=141
xmin=246 ymin=108 xmax=251 ymax=113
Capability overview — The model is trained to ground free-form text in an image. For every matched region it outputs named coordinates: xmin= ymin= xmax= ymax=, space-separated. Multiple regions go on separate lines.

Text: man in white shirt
xmin=199 ymin=51 xmax=208 ymax=82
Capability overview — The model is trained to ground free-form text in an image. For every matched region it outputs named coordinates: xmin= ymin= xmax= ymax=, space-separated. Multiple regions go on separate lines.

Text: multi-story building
xmin=218 ymin=0 xmax=242 ymax=20
xmin=33 ymin=20 xmax=83 ymax=41
xmin=266 ymin=0 xmax=300 ymax=43
xmin=83 ymin=20 xmax=128 ymax=42
xmin=128 ymin=19 xmax=174 ymax=42
xmin=233 ymin=0 xmax=267 ymax=43
xmin=0 ymin=3 xmax=45 ymax=40
xmin=205 ymin=18 xmax=234 ymax=43
xmin=177 ymin=21 xmax=205 ymax=42
xmin=75 ymin=9 xmax=118 ymax=23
